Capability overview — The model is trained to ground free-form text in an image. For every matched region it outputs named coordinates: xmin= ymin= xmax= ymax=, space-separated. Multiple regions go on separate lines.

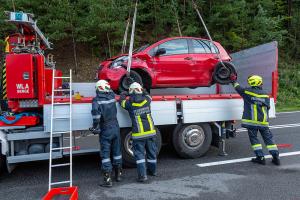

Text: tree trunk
xmin=287 ymin=0 xmax=292 ymax=29
xmin=107 ymin=32 xmax=112 ymax=58
xmin=71 ymin=30 xmax=78 ymax=75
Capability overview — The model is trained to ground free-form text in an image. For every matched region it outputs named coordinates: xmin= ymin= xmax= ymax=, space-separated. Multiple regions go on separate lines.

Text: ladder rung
xmin=51 ymin=181 xmax=71 ymax=186
xmin=54 ymin=76 xmax=71 ymax=79
xmin=53 ymin=89 xmax=70 ymax=92
xmin=52 ymin=147 xmax=71 ymax=151
xmin=52 ymin=131 xmax=71 ymax=135
xmin=53 ymin=102 xmax=71 ymax=105
xmin=53 ymin=117 xmax=70 ymax=120
xmin=52 ymin=163 xmax=70 ymax=168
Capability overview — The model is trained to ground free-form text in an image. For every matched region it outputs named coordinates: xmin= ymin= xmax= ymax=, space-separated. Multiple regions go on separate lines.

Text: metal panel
xmin=150 ymin=85 xmax=216 ymax=95
xmin=182 ymin=98 xmax=276 ymax=123
xmin=221 ymin=41 xmax=278 ymax=94
xmin=44 ymin=101 xmax=177 ymax=132
xmin=72 ymin=83 xmax=95 ymax=97
xmin=7 ymin=131 xmax=59 ymax=141
xmin=7 ymin=152 xmax=61 ymax=164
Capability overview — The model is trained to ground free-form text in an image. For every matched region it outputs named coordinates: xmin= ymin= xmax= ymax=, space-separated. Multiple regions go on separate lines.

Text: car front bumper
xmin=98 ymin=67 xmax=127 ymax=90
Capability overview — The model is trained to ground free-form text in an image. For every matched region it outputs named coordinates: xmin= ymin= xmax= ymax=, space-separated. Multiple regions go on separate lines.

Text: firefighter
xmin=89 ymin=80 xmax=122 ymax=187
xmin=231 ymin=75 xmax=280 ymax=165
xmin=119 ymin=82 xmax=157 ymax=182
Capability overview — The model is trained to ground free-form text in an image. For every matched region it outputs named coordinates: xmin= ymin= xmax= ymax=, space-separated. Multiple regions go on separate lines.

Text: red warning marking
xmin=277 ymin=144 xmax=293 ymax=148
xmin=63 ymin=146 xmax=81 ymax=152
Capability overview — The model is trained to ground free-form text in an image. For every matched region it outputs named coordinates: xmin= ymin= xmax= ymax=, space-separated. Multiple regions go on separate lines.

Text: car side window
xmin=191 ymin=39 xmax=207 ymax=53
xmin=158 ymin=39 xmax=188 ymax=56
xmin=149 ymin=46 xmax=158 ymax=57
xmin=200 ymin=40 xmax=219 ymax=53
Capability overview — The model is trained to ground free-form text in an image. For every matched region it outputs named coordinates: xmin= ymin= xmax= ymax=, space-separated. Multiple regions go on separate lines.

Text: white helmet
xmin=96 ymin=80 xmax=111 ymax=92
xmin=129 ymin=82 xmax=143 ymax=94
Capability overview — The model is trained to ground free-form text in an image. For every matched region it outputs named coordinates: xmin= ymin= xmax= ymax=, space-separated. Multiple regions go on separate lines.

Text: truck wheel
xmin=121 ymin=128 xmax=162 ymax=168
xmin=172 ymin=123 xmax=212 ymax=158
xmin=213 ymin=61 xmax=237 ymax=85
xmin=118 ymin=71 xmax=143 ymax=93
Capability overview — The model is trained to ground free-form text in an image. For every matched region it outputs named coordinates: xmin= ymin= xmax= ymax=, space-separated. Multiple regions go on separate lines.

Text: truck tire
xmin=118 ymin=71 xmax=143 ymax=93
xmin=121 ymin=128 xmax=162 ymax=168
xmin=172 ymin=123 xmax=212 ymax=158
xmin=213 ymin=61 xmax=237 ymax=85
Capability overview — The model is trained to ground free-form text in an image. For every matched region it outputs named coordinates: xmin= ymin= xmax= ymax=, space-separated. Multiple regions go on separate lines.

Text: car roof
xmin=141 ymin=36 xmax=220 ymax=53
xmin=158 ymin=36 xmax=213 ymax=43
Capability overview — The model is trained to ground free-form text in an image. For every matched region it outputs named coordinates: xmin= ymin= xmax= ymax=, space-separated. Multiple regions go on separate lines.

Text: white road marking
xmin=277 ymin=111 xmax=300 ymax=114
xmin=197 ymin=151 xmax=300 ymax=167
xmin=236 ymin=123 xmax=300 ymax=133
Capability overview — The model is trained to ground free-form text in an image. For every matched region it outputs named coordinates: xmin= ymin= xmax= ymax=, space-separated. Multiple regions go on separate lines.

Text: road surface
xmin=0 ymin=111 xmax=300 ymax=200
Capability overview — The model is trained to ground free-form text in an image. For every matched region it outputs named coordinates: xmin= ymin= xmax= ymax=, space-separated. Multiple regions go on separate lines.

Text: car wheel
xmin=119 ymin=71 xmax=143 ymax=93
xmin=121 ymin=128 xmax=162 ymax=168
xmin=213 ymin=61 xmax=237 ymax=85
xmin=172 ymin=123 xmax=212 ymax=158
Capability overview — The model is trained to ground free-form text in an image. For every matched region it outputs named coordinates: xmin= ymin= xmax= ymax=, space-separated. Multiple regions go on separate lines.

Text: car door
xmin=151 ymin=39 xmax=196 ymax=87
xmin=189 ymin=39 xmax=219 ymax=86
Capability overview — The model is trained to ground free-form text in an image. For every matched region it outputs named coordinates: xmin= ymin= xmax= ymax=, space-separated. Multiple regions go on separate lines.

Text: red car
xmin=98 ymin=37 xmax=236 ymax=92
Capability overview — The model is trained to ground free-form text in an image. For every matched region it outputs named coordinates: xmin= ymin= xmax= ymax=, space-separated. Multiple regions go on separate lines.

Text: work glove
xmin=230 ymin=74 xmax=237 ymax=83
xmin=120 ymin=91 xmax=129 ymax=96
xmin=89 ymin=127 xmax=101 ymax=135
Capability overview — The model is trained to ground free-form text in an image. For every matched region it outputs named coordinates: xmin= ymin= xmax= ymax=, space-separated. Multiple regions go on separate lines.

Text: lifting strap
xmin=126 ymin=0 xmax=138 ymax=75
xmin=191 ymin=0 xmax=227 ymax=69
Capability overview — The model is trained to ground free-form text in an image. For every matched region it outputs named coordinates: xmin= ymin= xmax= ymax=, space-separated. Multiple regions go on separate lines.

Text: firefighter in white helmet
xmin=89 ymin=80 xmax=122 ymax=187
xmin=231 ymin=74 xmax=280 ymax=165
xmin=119 ymin=82 xmax=157 ymax=182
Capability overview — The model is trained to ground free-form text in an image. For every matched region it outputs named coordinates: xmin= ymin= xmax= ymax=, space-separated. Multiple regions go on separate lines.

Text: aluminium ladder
xmin=48 ymin=69 xmax=73 ymax=191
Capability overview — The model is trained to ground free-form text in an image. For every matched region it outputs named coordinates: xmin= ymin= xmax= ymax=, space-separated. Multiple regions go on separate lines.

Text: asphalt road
xmin=1 ymin=111 xmax=300 ymax=200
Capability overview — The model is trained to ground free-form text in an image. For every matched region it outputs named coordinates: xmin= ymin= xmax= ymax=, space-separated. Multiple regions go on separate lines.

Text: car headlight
xmin=110 ymin=56 xmax=128 ymax=69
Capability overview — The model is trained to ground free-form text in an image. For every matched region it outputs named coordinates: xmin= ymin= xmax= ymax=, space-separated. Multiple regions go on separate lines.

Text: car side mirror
xmin=155 ymin=48 xmax=166 ymax=56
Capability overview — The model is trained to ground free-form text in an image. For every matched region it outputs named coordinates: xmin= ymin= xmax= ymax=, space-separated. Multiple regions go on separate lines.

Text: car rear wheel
xmin=213 ymin=61 xmax=237 ymax=85
xmin=121 ymin=128 xmax=162 ymax=168
xmin=118 ymin=71 xmax=143 ymax=93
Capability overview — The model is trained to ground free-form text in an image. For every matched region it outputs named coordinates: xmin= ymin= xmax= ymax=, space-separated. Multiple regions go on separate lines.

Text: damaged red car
xmin=97 ymin=37 xmax=236 ymax=93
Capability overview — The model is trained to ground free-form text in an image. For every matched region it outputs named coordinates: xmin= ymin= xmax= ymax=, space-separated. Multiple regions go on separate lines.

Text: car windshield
xmin=133 ymin=44 xmax=149 ymax=54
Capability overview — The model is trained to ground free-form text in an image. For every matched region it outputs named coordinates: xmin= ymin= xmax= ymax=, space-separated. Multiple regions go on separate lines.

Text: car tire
xmin=213 ymin=61 xmax=237 ymax=85
xmin=121 ymin=128 xmax=162 ymax=168
xmin=172 ymin=123 xmax=212 ymax=158
xmin=119 ymin=71 xmax=143 ymax=93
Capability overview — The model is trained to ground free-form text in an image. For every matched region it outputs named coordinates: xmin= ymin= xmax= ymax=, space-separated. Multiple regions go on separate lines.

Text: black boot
xmin=115 ymin=167 xmax=122 ymax=182
xmin=272 ymin=155 xmax=281 ymax=166
xmin=137 ymin=175 xmax=148 ymax=183
xmin=251 ymin=156 xmax=266 ymax=165
xmin=100 ymin=172 xmax=112 ymax=187
xmin=147 ymin=170 xmax=157 ymax=177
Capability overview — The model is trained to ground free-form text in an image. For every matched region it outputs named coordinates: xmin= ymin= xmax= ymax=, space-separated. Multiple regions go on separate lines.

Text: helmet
xmin=247 ymin=75 xmax=263 ymax=87
xmin=129 ymin=82 xmax=143 ymax=94
xmin=95 ymin=80 xmax=111 ymax=92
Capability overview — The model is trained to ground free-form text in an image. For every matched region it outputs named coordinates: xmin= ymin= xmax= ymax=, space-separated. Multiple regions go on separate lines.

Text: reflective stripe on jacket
xmin=120 ymin=93 xmax=156 ymax=139
xmin=233 ymin=83 xmax=270 ymax=128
